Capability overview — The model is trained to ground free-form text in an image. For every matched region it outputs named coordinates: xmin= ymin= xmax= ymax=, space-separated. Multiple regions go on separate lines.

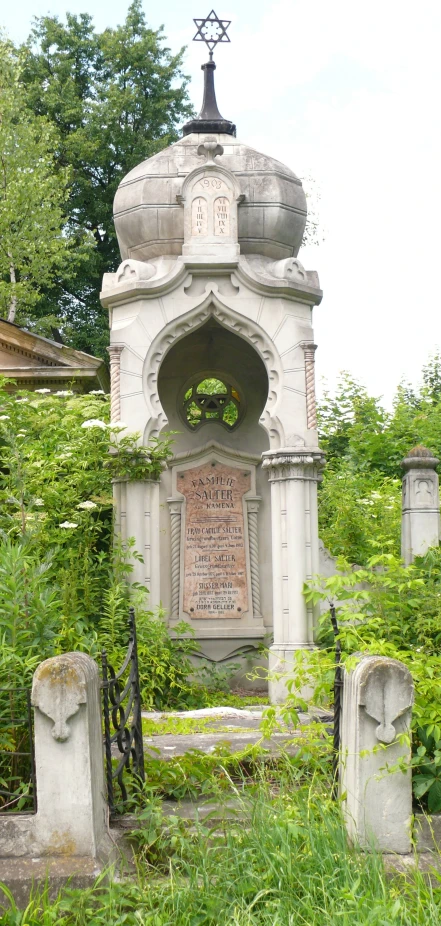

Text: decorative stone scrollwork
xmin=246 ymin=497 xmax=262 ymax=618
xmin=272 ymin=257 xmax=307 ymax=282
xmin=107 ymin=344 xmax=124 ymax=423
xmin=116 ymin=259 xmax=156 ymax=284
xmin=167 ymin=498 xmax=183 ymax=618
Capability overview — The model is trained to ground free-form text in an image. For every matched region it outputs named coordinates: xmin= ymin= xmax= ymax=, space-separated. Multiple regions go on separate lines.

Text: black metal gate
xmin=330 ymin=603 xmax=343 ymax=800
xmin=0 ymin=686 xmax=37 ymax=814
xmin=101 ymin=606 xmax=145 ymax=815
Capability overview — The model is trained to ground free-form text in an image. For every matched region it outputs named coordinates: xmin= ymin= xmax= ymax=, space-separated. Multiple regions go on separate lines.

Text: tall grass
xmin=2 ymin=778 xmax=441 ymax=925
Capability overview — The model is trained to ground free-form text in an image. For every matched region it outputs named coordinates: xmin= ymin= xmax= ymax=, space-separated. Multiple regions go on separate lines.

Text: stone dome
xmin=113 ymin=132 xmax=307 ymax=263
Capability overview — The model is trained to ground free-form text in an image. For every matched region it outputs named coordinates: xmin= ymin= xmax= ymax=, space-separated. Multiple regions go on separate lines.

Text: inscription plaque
xmin=214 ymin=196 xmax=230 ymax=236
xmin=191 ymin=196 xmax=207 ymax=236
xmin=179 ymin=460 xmax=250 ymax=618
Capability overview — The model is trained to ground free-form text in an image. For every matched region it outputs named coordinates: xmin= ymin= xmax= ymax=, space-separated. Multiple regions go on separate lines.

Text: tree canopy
xmin=3 ymin=2 xmax=192 ymax=355
xmin=0 ymin=39 xmax=92 ymax=329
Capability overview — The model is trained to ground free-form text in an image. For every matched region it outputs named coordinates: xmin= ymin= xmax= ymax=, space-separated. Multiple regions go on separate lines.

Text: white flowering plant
xmin=0 ymin=379 xmax=173 ymax=669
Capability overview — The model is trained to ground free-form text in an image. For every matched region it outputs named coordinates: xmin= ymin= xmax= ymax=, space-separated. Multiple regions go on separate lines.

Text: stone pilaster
xmin=261 ymin=447 xmax=325 ymax=703
xmin=246 ymin=496 xmax=262 ymax=618
xmin=107 ymin=344 xmax=124 ymax=423
xmin=401 ymin=445 xmax=440 ymax=564
xmin=301 ymin=341 xmax=318 ymax=430
xmin=167 ymin=498 xmax=184 ymax=618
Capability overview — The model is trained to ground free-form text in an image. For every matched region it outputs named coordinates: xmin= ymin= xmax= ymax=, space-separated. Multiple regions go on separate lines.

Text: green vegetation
xmin=0 ymin=3 xmax=192 ymax=352
xmin=142 ymin=716 xmax=250 ymax=736
xmin=2 ymin=360 xmax=441 ymax=913
xmin=0 ymin=40 xmax=92 ymax=326
xmin=3 ymin=774 xmax=441 ymax=924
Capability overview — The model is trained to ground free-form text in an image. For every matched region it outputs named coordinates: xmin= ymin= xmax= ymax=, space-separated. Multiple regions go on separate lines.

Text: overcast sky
xmin=2 ymin=0 xmax=440 ymax=407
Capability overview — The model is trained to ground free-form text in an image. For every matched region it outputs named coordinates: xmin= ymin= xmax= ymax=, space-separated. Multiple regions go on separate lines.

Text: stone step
xmin=144 ymin=729 xmax=302 ymax=759
xmin=0 ymin=856 xmax=103 ymax=911
xmin=141 ymin=706 xmax=333 ymax=760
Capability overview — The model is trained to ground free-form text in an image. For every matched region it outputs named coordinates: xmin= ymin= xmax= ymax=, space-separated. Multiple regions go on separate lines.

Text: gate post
xmin=31 ymin=652 xmax=110 ymax=859
xmin=340 ymin=654 xmax=414 ymax=853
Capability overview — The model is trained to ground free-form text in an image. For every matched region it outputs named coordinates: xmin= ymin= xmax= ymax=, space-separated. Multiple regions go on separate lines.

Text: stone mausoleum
xmin=101 ymin=15 xmax=324 ymax=702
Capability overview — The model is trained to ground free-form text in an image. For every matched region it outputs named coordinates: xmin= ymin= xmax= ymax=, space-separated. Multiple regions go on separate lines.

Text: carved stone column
xmin=107 ymin=344 xmax=124 ymax=423
xmin=401 ymin=446 xmax=440 ymax=564
xmin=301 ymin=342 xmax=318 ymax=430
xmin=167 ymin=498 xmax=184 ymax=618
xmin=246 ymin=496 xmax=262 ymax=618
xmin=262 ymin=447 xmax=325 ymax=703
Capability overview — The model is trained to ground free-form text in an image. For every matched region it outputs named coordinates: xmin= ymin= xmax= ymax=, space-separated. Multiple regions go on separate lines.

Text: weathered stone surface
xmin=340 ymin=655 xmax=414 ymax=854
xmin=401 ymin=446 xmax=440 ymax=564
xmin=0 ymin=857 xmax=102 ymax=911
xmin=414 ymin=812 xmax=441 ymax=852
xmin=31 ymin=653 xmax=110 ymax=860
xmin=113 ymin=132 xmax=307 ymax=262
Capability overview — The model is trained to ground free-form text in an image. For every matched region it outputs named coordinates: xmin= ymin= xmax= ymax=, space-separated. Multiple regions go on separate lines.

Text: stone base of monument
xmin=268 ymin=644 xmax=317 ymax=705
xmin=0 ymin=856 xmax=105 ymax=911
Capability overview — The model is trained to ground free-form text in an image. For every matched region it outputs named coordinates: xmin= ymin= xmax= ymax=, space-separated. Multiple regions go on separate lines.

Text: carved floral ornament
xmin=142 ymin=290 xmax=284 ymax=444
xmin=261 ymin=449 xmax=325 ymax=482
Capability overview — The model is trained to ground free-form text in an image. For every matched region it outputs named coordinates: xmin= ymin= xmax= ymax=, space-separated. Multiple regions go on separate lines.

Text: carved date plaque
xmin=179 ymin=460 xmax=250 ymax=619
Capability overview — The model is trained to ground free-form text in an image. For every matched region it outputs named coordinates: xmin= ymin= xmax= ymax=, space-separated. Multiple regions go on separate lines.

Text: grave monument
xmin=101 ymin=11 xmax=324 ymax=702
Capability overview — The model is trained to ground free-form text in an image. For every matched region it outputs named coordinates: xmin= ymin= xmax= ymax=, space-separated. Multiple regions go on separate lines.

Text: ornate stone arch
xmin=142 ymin=287 xmax=284 ymax=446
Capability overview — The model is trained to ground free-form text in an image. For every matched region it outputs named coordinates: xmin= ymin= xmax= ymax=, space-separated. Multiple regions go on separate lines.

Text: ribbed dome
xmin=113 ymin=132 xmax=307 ymax=263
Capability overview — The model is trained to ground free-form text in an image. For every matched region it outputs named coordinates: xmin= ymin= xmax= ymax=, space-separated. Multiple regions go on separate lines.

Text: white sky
xmin=2 ymin=0 xmax=441 ymax=406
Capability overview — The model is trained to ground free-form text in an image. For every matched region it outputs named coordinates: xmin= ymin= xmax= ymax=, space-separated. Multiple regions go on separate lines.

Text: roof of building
xmin=0 ymin=319 xmax=109 ymax=392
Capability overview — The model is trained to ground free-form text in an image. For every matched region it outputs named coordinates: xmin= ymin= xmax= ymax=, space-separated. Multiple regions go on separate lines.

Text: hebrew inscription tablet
xmin=179 ymin=460 xmax=250 ymax=619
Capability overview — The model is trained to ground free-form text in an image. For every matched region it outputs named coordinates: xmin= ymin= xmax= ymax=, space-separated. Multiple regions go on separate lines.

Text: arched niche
xmin=157 ymin=318 xmax=270 ymax=456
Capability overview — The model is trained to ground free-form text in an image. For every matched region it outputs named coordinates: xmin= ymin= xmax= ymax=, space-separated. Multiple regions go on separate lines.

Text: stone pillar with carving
xmin=167 ymin=497 xmax=184 ymax=618
xmin=261 ymin=447 xmax=325 ymax=703
xmin=301 ymin=342 xmax=318 ymax=430
xmin=340 ymin=654 xmax=413 ymax=853
xmin=107 ymin=344 xmax=124 ymax=423
xmin=401 ymin=445 xmax=440 ymax=565
xmin=31 ymin=653 xmax=110 ymax=859
xmin=246 ymin=496 xmax=262 ymax=618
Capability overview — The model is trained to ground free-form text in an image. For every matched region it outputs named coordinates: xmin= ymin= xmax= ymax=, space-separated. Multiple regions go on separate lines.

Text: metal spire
xmin=183 ymin=10 xmax=236 ymax=137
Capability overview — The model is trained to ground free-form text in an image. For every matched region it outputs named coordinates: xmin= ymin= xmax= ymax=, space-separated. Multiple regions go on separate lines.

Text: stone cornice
xmin=100 ymin=255 xmax=322 ymax=308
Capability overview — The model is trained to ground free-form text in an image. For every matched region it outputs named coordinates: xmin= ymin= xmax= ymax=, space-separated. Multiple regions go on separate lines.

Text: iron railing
xmin=330 ymin=603 xmax=343 ymax=800
xmin=0 ymin=687 xmax=36 ymax=814
xmin=101 ymin=606 xmax=145 ymax=815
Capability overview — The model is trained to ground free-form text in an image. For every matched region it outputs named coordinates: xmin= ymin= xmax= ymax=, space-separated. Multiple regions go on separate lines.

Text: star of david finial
xmin=193 ymin=10 xmax=231 ymax=59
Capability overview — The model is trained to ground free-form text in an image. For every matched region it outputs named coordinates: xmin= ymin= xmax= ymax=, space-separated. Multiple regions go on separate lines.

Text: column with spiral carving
xmin=167 ymin=498 xmax=184 ymax=619
xmin=107 ymin=344 xmax=124 ymax=423
xmin=301 ymin=342 xmax=318 ymax=430
xmin=246 ymin=497 xmax=262 ymax=618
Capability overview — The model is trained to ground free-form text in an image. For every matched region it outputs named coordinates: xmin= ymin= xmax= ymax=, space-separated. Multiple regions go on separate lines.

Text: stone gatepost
xmin=31 ymin=653 xmax=109 ymax=859
xmin=401 ymin=446 xmax=440 ymax=564
xmin=261 ymin=448 xmax=324 ymax=703
xmin=340 ymin=654 xmax=414 ymax=854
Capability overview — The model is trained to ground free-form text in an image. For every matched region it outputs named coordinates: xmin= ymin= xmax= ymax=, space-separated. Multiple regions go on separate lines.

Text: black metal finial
xmin=182 ymin=10 xmax=236 ymax=138
xmin=193 ymin=9 xmax=231 ymax=60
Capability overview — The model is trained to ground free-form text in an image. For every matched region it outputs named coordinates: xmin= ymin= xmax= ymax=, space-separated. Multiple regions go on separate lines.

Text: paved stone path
xmin=141 ymin=705 xmax=333 ymax=760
